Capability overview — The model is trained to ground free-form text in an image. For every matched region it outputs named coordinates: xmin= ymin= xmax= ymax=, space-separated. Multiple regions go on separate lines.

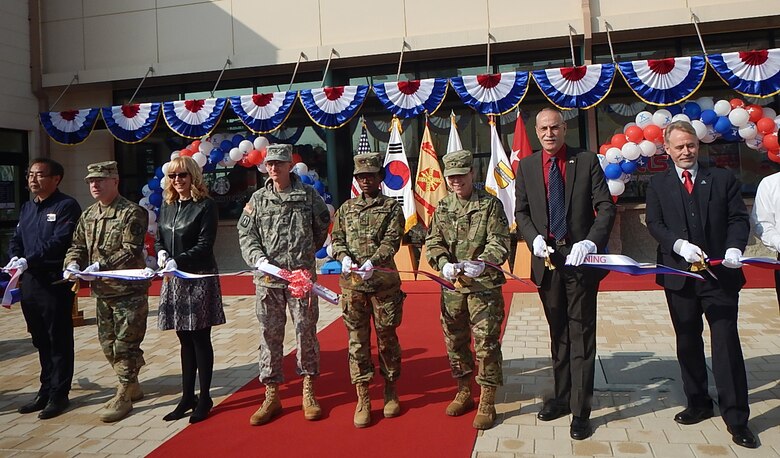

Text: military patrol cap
xmin=442 ymin=149 xmax=473 ymax=177
xmin=84 ymin=161 xmax=119 ymax=181
xmin=265 ymin=144 xmax=292 ymax=163
xmin=353 ymin=152 xmax=382 ymax=175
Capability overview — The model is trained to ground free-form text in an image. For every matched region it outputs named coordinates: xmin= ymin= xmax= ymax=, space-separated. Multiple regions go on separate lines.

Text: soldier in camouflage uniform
xmin=63 ymin=161 xmax=150 ymax=423
xmin=330 ymin=152 xmax=406 ymax=428
xmin=425 ymin=149 xmax=510 ymax=430
xmin=237 ymin=144 xmax=331 ymax=426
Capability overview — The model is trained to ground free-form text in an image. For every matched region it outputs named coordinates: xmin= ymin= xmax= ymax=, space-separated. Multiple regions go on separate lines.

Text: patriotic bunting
xmin=101 ymin=103 xmax=161 ymax=144
xmin=618 ymin=56 xmax=707 ymax=106
xmin=39 ymin=108 xmax=100 ymax=145
xmin=707 ymin=49 xmax=780 ymax=97
xmin=228 ymin=92 xmax=297 ymax=133
xmin=299 ymin=85 xmax=369 ymax=129
xmin=533 ymin=63 xmax=615 ymax=110
xmin=372 ymin=78 xmax=448 ymax=118
xmin=450 ymin=71 xmax=529 ymax=115
xmin=162 ymin=98 xmax=227 ymax=138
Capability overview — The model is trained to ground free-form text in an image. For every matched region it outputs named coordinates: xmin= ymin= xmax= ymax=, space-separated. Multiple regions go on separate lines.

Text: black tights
xmin=177 ymin=327 xmax=214 ymax=402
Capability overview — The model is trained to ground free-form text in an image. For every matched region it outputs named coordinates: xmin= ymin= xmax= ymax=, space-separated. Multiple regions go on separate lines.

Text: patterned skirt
xmin=158 ymin=276 xmax=226 ymax=331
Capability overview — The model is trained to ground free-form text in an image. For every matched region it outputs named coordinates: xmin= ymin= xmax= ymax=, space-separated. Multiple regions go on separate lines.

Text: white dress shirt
xmin=752 ymin=171 xmax=780 ymax=252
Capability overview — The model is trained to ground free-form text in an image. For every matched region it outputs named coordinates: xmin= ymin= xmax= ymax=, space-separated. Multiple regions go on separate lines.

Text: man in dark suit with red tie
xmin=515 ymin=107 xmax=616 ymax=440
xmin=645 ymin=120 xmax=756 ymax=449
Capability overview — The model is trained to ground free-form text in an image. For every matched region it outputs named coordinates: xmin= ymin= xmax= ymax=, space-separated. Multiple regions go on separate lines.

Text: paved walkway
xmin=0 ymin=287 xmax=778 ymax=457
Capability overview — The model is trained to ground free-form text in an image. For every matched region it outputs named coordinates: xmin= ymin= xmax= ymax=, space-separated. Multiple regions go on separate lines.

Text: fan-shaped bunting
xmin=533 ymin=64 xmax=615 ymax=110
xmin=449 ymin=72 xmax=529 ymax=115
xmin=39 ymin=108 xmax=100 ymax=145
xmin=618 ymin=56 xmax=706 ymax=106
xmin=299 ymin=85 xmax=369 ymax=129
xmin=707 ymin=49 xmax=780 ymax=97
xmin=229 ymin=92 xmax=297 ymax=133
xmin=372 ymin=78 xmax=448 ymax=118
xmin=162 ymin=98 xmax=227 ymax=138
xmin=101 ymin=103 xmax=161 ymax=144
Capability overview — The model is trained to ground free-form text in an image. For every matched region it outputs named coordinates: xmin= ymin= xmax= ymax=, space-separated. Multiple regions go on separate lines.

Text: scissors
xmin=689 ymin=252 xmax=718 ymax=281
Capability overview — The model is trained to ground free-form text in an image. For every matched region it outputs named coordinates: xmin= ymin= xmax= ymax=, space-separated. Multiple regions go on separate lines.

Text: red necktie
xmin=682 ymin=170 xmax=693 ymax=194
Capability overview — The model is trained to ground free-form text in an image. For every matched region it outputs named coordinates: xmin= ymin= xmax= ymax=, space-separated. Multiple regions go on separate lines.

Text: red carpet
xmin=149 ymin=289 xmax=513 ymax=457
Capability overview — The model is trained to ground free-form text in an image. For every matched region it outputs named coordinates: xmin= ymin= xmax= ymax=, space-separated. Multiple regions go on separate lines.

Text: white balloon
xmin=738 ymin=122 xmax=758 ymax=140
xmin=763 ymin=107 xmax=777 ymax=119
xmin=635 ymin=111 xmax=653 ymax=128
xmin=161 ymin=162 xmax=172 ymax=175
xmin=775 ymin=115 xmax=780 ymax=131
xmin=745 ymin=134 xmax=764 ymax=150
xmin=141 ymin=184 xmax=152 ymax=197
xmin=696 ymin=97 xmax=715 ymax=111
xmin=160 ymin=176 xmax=169 ymax=189
xmin=238 ymin=139 xmax=254 ymax=153
xmin=638 ymin=140 xmax=656 ymax=157
xmin=620 ymin=173 xmax=632 ymax=183
xmin=700 ymin=134 xmax=717 ymax=144
xmin=326 ymin=243 xmax=334 ymax=258
xmin=671 ymin=114 xmax=691 ymax=124
xmin=229 ymin=147 xmax=244 ymax=162
xmin=691 ymin=120 xmax=708 ymax=139
xmin=139 ymin=197 xmax=150 ymax=208
xmin=253 ymin=136 xmax=270 ymax=150
xmin=605 ymin=147 xmax=623 ymax=164
xmin=652 ymin=109 xmax=673 ymax=128
xmin=607 ymin=179 xmax=625 ymax=196
xmin=621 ymin=142 xmax=641 ymax=161
xmin=326 ymin=204 xmax=335 ymax=219
xmin=170 ymin=151 xmax=180 ymax=161
xmin=257 ymin=162 xmax=268 ymax=173
xmin=655 ymin=142 xmax=666 ymax=155
xmin=292 ymin=162 xmax=309 ymax=175
xmin=147 ymin=208 xmax=157 ymax=223
xmin=308 ymin=170 xmax=319 ymax=181
xmin=728 ymin=107 xmax=750 ymax=128
xmin=147 ymin=221 xmax=158 ymax=234
xmin=622 ymin=122 xmax=637 ymax=133
xmin=222 ymin=158 xmax=237 ymax=168
xmin=192 ymin=152 xmax=208 ymax=167
xmin=596 ymin=154 xmax=608 ymax=171
xmin=210 ymin=133 xmax=224 ymax=144
xmin=714 ymin=100 xmax=732 ymax=116
xmin=199 ymin=141 xmax=214 ymax=155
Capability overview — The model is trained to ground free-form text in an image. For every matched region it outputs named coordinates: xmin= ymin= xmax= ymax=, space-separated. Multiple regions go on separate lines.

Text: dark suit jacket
xmin=645 ymin=162 xmax=749 ymax=292
xmin=514 ymin=147 xmax=616 ymax=286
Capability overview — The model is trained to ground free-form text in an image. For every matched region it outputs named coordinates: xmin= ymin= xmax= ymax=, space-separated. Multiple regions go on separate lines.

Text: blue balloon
xmin=148 ymin=192 xmax=163 ymax=207
xmin=714 ymin=116 xmax=733 ymax=134
xmin=300 ymin=174 xmax=314 ymax=185
xmin=148 ymin=177 xmax=161 ymax=191
xmin=683 ymin=102 xmax=702 ymax=120
xmin=700 ymin=109 xmax=717 ymax=125
xmin=203 ymin=162 xmax=217 ymax=173
xmin=604 ymin=163 xmax=622 ymax=180
xmin=313 ymin=180 xmax=325 ymax=195
xmin=722 ymin=127 xmax=740 ymax=141
xmin=209 ymin=148 xmax=225 ymax=163
xmin=220 ymin=140 xmax=233 ymax=152
xmin=154 ymin=166 xmax=164 ymax=179
xmin=232 ymin=134 xmax=244 ymax=147
xmin=322 ymin=192 xmax=333 ymax=204
xmin=620 ymin=160 xmax=638 ymax=174
xmin=667 ymin=104 xmax=682 ymax=116
xmin=315 ymin=247 xmax=328 ymax=259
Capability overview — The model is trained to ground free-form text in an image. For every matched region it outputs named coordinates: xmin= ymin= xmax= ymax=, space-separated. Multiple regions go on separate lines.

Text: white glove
xmin=532 ymin=235 xmax=554 ymax=258
xmin=3 ymin=256 xmax=18 ymax=271
xmin=675 ymin=240 xmax=704 ymax=264
xmin=157 ymin=250 xmax=170 ymax=269
xmin=80 ymin=261 xmax=100 ymax=281
xmin=7 ymin=257 xmax=28 ymax=273
xmin=442 ymin=262 xmax=462 ymax=281
xmin=63 ymin=262 xmax=80 ymax=281
xmin=462 ymin=260 xmax=485 ymax=278
xmin=142 ymin=267 xmax=156 ymax=278
xmin=162 ymin=258 xmax=178 ymax=272
xmin=254 ymin=257 xmax=269 ymax=271
xmin=721 ymin=248 xmax=743 ymax=269
xmin=356 ymin=259 xmax=374 ymax=280
xmin=341 ymin=256 xmax=354 ymax=274
xmin=565 ymin=240 xmax=597 ymax=266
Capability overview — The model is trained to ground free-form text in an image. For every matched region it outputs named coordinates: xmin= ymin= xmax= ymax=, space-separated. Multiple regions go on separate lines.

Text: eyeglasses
xmin=27 ymin=172 xmax=51 ymax=179
xmin=167 ymin=172 xmax=189 ymax=180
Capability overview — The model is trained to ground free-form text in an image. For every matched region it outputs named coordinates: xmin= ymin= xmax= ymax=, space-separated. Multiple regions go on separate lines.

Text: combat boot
xmin=445 ymin=376 xmax=474 ymax=416
xmin=249 ymin=384 xmax=282 ymax=426
xmin=99 ymin=384 xmax=132 ymax=422
xmin=354 ymin=382 xmax=371 ymax=428
xmin=472 ymin=385 xmax=497 ymax=430
xmin=127 ymin=380 xmax=144 ymax=402
xmin=383 ymin=380 xmax=400 ymax=418
xmin=302 ymin=375 xmax=322 ymax=421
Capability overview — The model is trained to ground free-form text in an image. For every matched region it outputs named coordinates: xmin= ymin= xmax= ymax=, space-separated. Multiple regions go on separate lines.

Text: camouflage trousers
xmin=95 ymin=294 xmax=148 ymax=384
xmin=341 ymin=287 xmax=405 ymax=384
xmin=255 ymin=286 xmax=320 ymax=385
xmin=440 ymin=287 xmax=505 ymax=387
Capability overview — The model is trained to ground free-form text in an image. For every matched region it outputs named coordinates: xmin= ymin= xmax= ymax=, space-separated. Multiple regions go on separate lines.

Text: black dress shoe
xmin=727 ymin=425 xmax=758 ymax=449
xmin=673 ymin=406 xmax=714 ymax=425
xmin=570 ymin=416 xmax=592 ymax=440
xmin=18 ymin=395 xmax=49 ymax=414
xmin=537 ymin=401 xmax=570 ymax=421
xmin=163 ymin=395 xmax=199 ymax=422
xmin=189 ymin=397 xmax=213 ymax=424
xmin=38 ymin=397 xmax=69 ymax=419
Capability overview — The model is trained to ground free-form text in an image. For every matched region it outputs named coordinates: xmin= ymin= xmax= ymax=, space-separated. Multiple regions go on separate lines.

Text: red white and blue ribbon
xmin=299 ymin=85 xmax=369 ymax=129
xmin=229 ymin=92 xmax=297 ymax=133
xmin=39 ymin=108 xmax=100 ymax=145
xmin=372 ymin=78 xmax=448 ymax=118
xmin=708 ymin=256 xmax=780 ymax=270
xmin=101 ymin=103 xmax=161 ymax=144
xmin=533 ymin=64 xmax=615 ymax=110
xmin=581 ymin=254 xmax=703 ymax=279
xmin=707 ymin=49 xmax=780 ymax=98
xmin=162 ymin=98 xmax=227 ymax=138
xmin=1 ymin=269 xmax=22 ymax=308
xmin=618 ymin=56 xmax=707 ymax=106
xmin=450 ymin=72 xmax=529 ymax=115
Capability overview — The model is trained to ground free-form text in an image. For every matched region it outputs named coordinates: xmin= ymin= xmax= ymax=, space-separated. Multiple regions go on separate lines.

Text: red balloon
xmin=757 ymin=117 xmax=776 ymax=135
xmin=625 ymin=126 xmax=644 ymax=144
xmin=239 ymin=157 xmax=252 ymax=168
xmin=768 ymin=149 xmax=780 ymax=164
xmin=643 ymin=125 xmax=663 ymax=143
xmin=292 ymin=153 xmax=303 ymax=165
xmin=746 ymin=105 xmax=763 ymax=123
xmin=247 ymin=149 xmax=263 ymax=165
xmin=610 ymin=134 xmax=628 ymax=148
xmin=189 ymin=140 xmax=201 ymax=151
xmin=729 ymin=98 xmax=745 ymax=109
xmin=144 ymin=233 xmax=155 ymax=256
xmin=599 ymin=144 xmax=612 ymax=155
xmin=763 ymin=133 xmax=780 ymax=151
xmin=179 ymin=148 xmax=193 ymax=157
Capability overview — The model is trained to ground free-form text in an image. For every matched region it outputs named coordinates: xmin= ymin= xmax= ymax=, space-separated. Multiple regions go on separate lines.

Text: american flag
xmin=351 ymin=119 xmax=370 ymax=197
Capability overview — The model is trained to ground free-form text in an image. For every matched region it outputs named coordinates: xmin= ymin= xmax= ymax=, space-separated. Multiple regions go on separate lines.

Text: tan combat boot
xmin=472 ymin=385 xmax=497 ymax=430
xmin=249 ymin=384 xmax=282 ymax=426
xmin=99 ymin=384 xmax=132 ymax=422
xmin=383 ymin=380 xmax=400 ymax=418
xmin=353 ymin=382 xmax=371 ymax=428
xmin=302 ymin=375 xmax=322 ymax=421
xmin=127 ymin=381 xmax=144 ymax=402
xmin=445 ymin=376 xmax=474 ymax=416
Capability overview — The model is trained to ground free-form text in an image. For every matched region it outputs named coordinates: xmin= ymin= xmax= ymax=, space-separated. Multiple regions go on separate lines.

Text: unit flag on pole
xmin=381 ymin=118 xmax=417 ymax=233
xmin=485 ymin=117 xmax=516 ymax=230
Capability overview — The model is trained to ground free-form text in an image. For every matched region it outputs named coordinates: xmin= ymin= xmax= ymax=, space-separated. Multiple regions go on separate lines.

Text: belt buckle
xmin=555 ymin=239 xmax=567 ymax=247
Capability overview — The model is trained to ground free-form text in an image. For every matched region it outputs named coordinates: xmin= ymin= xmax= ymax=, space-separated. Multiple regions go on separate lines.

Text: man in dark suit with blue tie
xmin=645 ymin=120 xmax=756 ymax=449
xmin=515 ymin=108 xmax=616 ymax=440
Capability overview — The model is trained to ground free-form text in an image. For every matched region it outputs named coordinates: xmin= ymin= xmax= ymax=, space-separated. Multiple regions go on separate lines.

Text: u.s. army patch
xmin=239 ymin=214 xmax=251 ymax=228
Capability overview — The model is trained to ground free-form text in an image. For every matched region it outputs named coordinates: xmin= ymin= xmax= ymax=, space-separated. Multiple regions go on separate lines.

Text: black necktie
xmin=548 ymin=157 xmax=567 ymax=241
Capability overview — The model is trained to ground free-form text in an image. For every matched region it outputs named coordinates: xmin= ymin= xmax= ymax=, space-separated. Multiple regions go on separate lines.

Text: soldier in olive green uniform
xmin=237 ymin=144 xmax=331 ymax=426
xmin=425 ymin=149 xmax=510 ymax=430
xmin=63 ymin=161 xmax=150 ymax=423
xmin=330 ymin=152 xmax=406 ymax=428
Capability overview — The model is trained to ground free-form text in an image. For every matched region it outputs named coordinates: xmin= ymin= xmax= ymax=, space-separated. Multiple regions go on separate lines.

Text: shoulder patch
xmin=239 ymin=214 xmax=251 ymax=228
xmin=129 ymin=221 xmax=144 ymax=236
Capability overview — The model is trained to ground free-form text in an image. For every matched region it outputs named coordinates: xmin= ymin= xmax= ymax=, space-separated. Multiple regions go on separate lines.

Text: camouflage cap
xmin=353 ymin=152 xmax=382 ymax=175
xmin=442 ymin=149 xmax=473 ymax=177
xmin=84 ymin=161 xmax=119 ymax=181
xmin=264 ymin=144 xmax=292 ymax=163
